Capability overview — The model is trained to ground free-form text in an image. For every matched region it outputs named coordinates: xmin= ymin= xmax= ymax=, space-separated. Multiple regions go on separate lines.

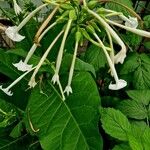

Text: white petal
xmin=114 ymin=50 xmax=126 ymax=64
xmin=13 ymin=0 xmax=22 ymax=15
xmin=64 ymin=85 xmax=72 ymax=96
xmin=51 ymin=74 xmax=59 ymax=84
xmin=125 ymin=16 xmax=138 ymax=29
xmin=109 ymin=79 xmax=127 ymax=90
xmin=0 ymin=86 xmax=13 ymax=96
xmin=5 ymin=26 xmax=25 ymax=42
xmin=13 ymin=60 xmax=33 ymax=72
xmin=28 ymin=78 xmax=37 ymax=88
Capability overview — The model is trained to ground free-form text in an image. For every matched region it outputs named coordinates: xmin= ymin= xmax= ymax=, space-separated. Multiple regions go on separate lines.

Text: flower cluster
xmin=1 ymin=0 xmax=150 ymax=100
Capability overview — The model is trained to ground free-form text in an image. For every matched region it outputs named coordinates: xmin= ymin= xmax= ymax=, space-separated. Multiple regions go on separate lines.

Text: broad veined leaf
xmin=121 ymin=53 xmax=150 ymax=89
xmin=128 ymin=135 xmax=143 ymax=150
xmin=0 ymin=49 xmax=20 ymax=80
xmin=61 ymin=54 xmax=96 ymax=77
xmin=105 ymin=0 xmax=133 ymax=16
xmin=117 ymin=100 xmax=148 ymax=120
xmin=113 ymin=143 xmax=131 ymax=150
xmin=127 ymin=90 xmax=150 ymax=105
xmin=142 ymin=127 xmax=150 ymax=150
xmin=101 ymin=108 xmax=131 ymax=141
xmin=85 ymin=44 xmax=107 ymax=71
xmin=120 ymin=53 xmax=139 ymax=74
xmin=25 ymin=72 xmax=102 ymax=150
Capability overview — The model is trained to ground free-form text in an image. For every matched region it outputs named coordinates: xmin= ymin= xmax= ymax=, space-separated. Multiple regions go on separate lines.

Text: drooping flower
xmin=5 ymin=26 xmax=25 ymax=42
xmin=64 ymin=85 xmax=72 ymax=96
xmin=87 ymin=9 xmax=127 ymax=64
xmin=93 ymin=31 xmax=127 ymax=90
xmin=0 ymin=67 xmax=35 ymax=96
xmin=13 ymin=60 xmax=33 ymax=72
xmin=125 ymin=16 xmax=138 ymax=28
xmin=52 ymin=10 xmax=74 ymax=84
xmin=109 ymin=79 xmax=127 ymax=90
xmin=5 ymin=3 xmax=48 ymax=42
xmin=13 ymin=0 xmax=22 ymax=15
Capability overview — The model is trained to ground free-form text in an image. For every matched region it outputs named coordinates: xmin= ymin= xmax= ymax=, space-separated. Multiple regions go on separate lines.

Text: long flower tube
xmin=93 ymin=32 xmax=127 ymax=90
xmin=13 ymin=0 xmax=22 ymax=15
xmin=0 ymin=67 xmax=36 ymax=96
xmin=106 ymin=19 xmax=150 ymax=38
xmin=87 ymin=8 xmax=127 ymax=64
xmin=28 ymin=30 xmax=64 ymax=88
xmin=34 ymin=5 xmax=59 ymax=43
xmin=13 ymin=22 xmax=57 ymax=72
xmin=52 ymin=10 xmax=76 ymax=84
xmin=64 ymin=31 xmax=81 ymax=96
xmin=5 ymin=3 xmax=48 ymax=42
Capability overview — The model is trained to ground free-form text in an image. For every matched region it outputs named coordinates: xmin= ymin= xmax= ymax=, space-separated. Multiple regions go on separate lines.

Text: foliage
xmin=0 ymin=0 xmax=150 ymax=150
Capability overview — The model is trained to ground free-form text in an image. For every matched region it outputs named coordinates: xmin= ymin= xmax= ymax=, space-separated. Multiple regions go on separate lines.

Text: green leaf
xmin=105 ymin=0 xmax=133 ymax=16
xmin=10 ymin=121 xmax=23 ymax=138
xmin=101 ymin=108 xmax=131 ymax=141
xmin=142 ymin=127 xmax=150 ymax=149
xmin=0 ymin=49 xmax=20 ymax=79
xmin=25 ymin=72 xmax=102 ymax=149
xmin=113 ymin=143 xmax=131 ymax=150
xmin=128 ymin=135 xmax=143 ymax=150
xmin=127 ymin=90 xmax=150 ymax=105
xmin=143 ymin=15 xmax=150 ymax=29
xmin=61 ymin=54 xmax=96 ymax=77
xmin=0 ymin=98 xmax=17 ymax=127
xmin=121 ymin=53 xmax=150 ymax=89
xmin=120 ymin=53 xmax=139 ymax=74
xmin=85 ymin=44 xmax=107 ymax=71
xmin=117 ymin=100 xmax=148 ymax=120
xmin=143 ymin=41 xmax=150 ymax=50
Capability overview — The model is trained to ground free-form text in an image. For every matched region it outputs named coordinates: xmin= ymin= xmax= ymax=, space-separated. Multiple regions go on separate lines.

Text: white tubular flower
xmin=87 ymin=9 xmax=127 ymax=64
xmin=5 ymin=26 xmax=25 ymax=42
xmin=5 ymin=3 xmax=48 ymax=42
xmin=52 ymin=19 xmax=72 ymax=84
xmin=0 ymin=86 xmax=13 ymax=96
xmin=0 ymin=67 xmax=35 ymax=96
xmin=106 ymin=19 xmax=150 ymax=38
xmin=29 ymin=30 xmax=64 ymax=88
xmin=93 ymin=32 xmax=127 ymax=90
xmin=13 ymin=0 xmax=22 ymax=15
xmin=109 ymin=79 xmax=127 ymax=90
xmin=64 ymin=31 xmax=80 ymax=96
xmin=13 ymin=60 xmax=33 ymax=72
xmin=114 ymin=50 xmax=126 ymax=64
xmin=125 ymin=16 xmax=138 ymax=28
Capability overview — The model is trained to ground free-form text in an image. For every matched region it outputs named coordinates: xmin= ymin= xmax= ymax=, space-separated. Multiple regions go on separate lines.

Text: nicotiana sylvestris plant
xmin=1 ymin=0 xmax=150 ymax=99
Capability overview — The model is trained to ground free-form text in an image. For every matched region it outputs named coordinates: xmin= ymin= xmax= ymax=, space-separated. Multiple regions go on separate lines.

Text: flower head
xmin=51 ymin=73 xmax=59 ymax=84
xmin=125 ymin=16 xmax=138 ymax=29
xmin=109 ymin=79 xmax=127 ymax=90
xmin=13 ymin=0 xmax=22 ymax=15
xmin=64 ymin=85 xmax=72 ymax=96
xmin=114 ymin=50 xmax=126 ymax=64
xmin=28 ymin=78 xmax=37 ymax=88
xmin=5 ymin=26 xmax=25 ymax=42
xmin=0 ymin=86 xmax=13 ymax=96
xmin=13 ymin=60 xmax=33 ymax=72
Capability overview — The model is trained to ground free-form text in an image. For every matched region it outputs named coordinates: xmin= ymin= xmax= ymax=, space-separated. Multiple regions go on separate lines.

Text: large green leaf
xmin=61 ymin=54 xmax=96 ymax=77
xmin=117 ymin=100 xmax=148 ymax=120
xmin=127 ymin=90 xmax=150 ymax=105
xmin=101 ymin=108 xmax=131 ymax=141
xmin=25 ymin=72 xmax=102 ymax=150
xmin=121 ymin=53 xmax=150 ymax=89
xmin=105 ymin=0 xmax=133 ymax=16
xmin=0 ymin=50 xmax=20 ymax=80
xmin=85 ymin=44 xmax=107 ymax=71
